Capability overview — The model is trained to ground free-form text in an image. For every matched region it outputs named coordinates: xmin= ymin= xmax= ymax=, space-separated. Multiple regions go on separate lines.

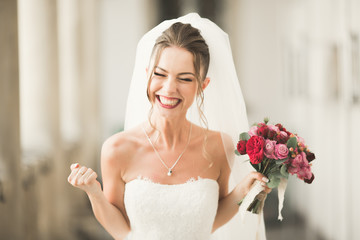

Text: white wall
xmin=228 ymin=0 xmax=360 ymax=239
xmin=99 ymin=0 xmax=156 ymax=140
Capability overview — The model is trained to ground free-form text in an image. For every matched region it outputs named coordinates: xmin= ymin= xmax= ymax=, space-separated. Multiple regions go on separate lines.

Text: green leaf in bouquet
xmin=275 ymin=159 xmax=288 ymax=165
xmin=252 ymin=199 xmax=262 ymax=214
xmin=275 ymin=171 xmax=284 ymax=178
xmin=267 ymin=175 xmax=281 ymax=188
xmin=235 ymin=149 xmax=240 ymax=156
xmin=280 ymin=164 xmax=289 ymax=178
xmin=251 ymin=162 xmax=260 ymax=171
xmin=266 ymin=160 xmax=279 ymax=172
xmin=287 ymin=137 xmax=298 ymax=149
xmin=239 ymin=132 xmax=250 ymax=141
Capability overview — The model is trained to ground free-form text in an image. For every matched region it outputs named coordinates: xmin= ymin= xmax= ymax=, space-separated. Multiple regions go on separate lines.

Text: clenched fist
xmin=68 ymin=163 xmax=101 ymax=194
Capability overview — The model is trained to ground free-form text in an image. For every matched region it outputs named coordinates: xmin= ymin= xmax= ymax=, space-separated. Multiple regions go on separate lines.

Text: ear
xmin=202 ymin=77 xmax=210 ymax=90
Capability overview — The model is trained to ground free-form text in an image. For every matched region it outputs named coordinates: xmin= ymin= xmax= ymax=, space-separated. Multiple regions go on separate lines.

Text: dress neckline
xmin=125 ymin=175 xmax=219 ymax=187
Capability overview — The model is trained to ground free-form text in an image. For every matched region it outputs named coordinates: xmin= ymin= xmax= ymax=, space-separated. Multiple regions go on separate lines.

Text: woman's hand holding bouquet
xmin=236 ymin=118 xmax=315 ymax=220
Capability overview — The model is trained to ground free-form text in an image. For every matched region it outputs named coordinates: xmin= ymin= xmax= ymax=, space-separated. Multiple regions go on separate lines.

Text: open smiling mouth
xmin=156 ymin=95 xmax=182 ymax=109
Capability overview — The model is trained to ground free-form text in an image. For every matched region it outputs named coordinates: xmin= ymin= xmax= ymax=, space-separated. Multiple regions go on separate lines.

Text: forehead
xmin=156 ymin=47 xmax=195 ymax=73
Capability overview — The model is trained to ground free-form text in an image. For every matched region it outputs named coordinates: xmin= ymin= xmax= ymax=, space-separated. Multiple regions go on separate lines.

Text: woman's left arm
xmin=212 ymin=169 xmax=270 ymax=232
xmin=212 ymin=130 xmax=271 ymax=232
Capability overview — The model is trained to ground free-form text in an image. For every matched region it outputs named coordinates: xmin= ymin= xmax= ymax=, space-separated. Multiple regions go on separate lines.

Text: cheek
xmin=183 ymin=85 xmax=198 ymax=101
xmin=147 ymin=79 xmax=157 ymax=103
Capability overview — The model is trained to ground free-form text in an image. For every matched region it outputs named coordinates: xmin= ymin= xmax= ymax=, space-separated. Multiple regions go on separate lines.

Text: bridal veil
xmin=124 ymin=13 xmax=266 ymax=240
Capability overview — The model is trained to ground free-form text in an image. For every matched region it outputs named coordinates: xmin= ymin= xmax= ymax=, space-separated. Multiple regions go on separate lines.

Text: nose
xmin=163 ymin=77 xmax=177 ymax=93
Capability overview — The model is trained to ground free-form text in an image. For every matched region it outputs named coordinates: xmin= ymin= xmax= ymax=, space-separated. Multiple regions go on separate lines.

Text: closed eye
xmin=154 ymin=72 xmax=166 ymax=77
xmin=179 ymin=78 xmax=193 ymax=82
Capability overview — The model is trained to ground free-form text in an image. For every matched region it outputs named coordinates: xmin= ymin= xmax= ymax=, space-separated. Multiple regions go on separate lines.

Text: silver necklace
xmin=143 ymin=123 xmax=192 ymax=176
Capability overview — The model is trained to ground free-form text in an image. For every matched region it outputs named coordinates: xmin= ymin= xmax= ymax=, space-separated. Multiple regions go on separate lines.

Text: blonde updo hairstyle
xmin=146 ymin=22 xmax=210 ymax=128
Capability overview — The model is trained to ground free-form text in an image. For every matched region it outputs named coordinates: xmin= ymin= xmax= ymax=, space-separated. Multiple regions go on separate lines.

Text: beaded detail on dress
xmin=124 ymin=177 xmax=219 ymax=240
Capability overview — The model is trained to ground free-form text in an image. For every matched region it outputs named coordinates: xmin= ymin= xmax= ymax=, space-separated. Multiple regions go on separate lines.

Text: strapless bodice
xmin=124 ymin=177 xmax=219 ymax=240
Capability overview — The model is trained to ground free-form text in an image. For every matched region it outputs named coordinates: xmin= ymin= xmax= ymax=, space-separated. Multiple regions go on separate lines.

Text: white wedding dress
xmin=124 ymin=13 xmax=266 ymax=240
xmin=124 ymin=176 xmax=219 ymax=240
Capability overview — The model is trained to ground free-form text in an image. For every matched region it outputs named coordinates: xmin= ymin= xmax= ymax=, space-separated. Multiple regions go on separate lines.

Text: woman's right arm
xmin=68 ymin=136 xmax=131 ymax=240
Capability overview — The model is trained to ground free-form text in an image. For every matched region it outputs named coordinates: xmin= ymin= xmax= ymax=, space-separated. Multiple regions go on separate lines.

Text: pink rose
xmin=296 ymin=135 xmax=305 ymax=144
xmin=264 ymin=139 xmax=277 ymax=159
xmin=248 ymin=126 xmax=258 ymax=137
xmin=267 ymin=124 xmax=280 ymax=133
xmin=288 ymin=152 xmax=312 ymax=180
xmin=297 ymin=166 xmax=312 ymax=180
xmin=275 ymin=144 xmax=289 ymax=159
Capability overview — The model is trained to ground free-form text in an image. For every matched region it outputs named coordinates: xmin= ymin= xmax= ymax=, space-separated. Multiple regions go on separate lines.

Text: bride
xmin=68 ymin=13 xmax=270 ymax=240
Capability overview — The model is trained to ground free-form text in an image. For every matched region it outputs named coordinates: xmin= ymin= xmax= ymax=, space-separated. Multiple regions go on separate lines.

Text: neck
xmin=147 ymin=115 xmax=191 ymax=150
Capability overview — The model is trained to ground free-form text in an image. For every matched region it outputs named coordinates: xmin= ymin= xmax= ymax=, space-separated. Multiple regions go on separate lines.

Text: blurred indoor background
xmin=1 ymin=0 xmax=359 ymax=239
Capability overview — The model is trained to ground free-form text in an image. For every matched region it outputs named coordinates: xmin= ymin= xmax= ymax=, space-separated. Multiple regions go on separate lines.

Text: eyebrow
xmin=155 ymin=66 xmax=195 ymax=76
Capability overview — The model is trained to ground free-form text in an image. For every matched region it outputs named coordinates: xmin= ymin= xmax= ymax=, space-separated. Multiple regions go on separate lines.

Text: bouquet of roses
xmin=236 ymin=118 xmax=315 ymax=220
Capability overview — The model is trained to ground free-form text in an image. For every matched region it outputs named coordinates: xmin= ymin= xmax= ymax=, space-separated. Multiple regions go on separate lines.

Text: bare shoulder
xmin=205 ymin=129 xmax=234 ymax=162
xmin=101 ymin=126 xmax=143 ymax=174
xmin=203 ymin=129 xmax=232 ymax=195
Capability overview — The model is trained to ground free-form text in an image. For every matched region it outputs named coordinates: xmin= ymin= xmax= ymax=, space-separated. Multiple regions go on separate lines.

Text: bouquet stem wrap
xmin=239 ymin=179 xmax=288 ymax=221
xmin=277 ymin=178 xmax=288 ymax=221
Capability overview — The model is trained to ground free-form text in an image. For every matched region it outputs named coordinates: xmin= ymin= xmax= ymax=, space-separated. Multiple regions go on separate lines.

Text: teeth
xmin=159 ymin=96 xmax=180 ymax=106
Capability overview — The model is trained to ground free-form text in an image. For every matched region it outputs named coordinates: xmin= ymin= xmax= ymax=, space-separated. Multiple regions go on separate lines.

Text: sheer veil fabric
xmin=124 ymin=13 xmax=266 ymax=240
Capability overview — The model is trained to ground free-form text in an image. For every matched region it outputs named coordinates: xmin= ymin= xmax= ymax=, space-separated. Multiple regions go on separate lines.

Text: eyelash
xmin=154 ymin=72 xmax=193 ymax=82
xmin=154 ymin=72 xmax=166 ymax=77
xmin=179 ymin=78 xmax=193 ymax=82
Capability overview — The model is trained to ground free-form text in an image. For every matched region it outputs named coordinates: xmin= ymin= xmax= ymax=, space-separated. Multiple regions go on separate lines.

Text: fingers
xmin=250 ymin=172 xmax=269 ymax=183
xmin=246 ymin=172 xmax=272 ymax=193
xmin=68 ymin=164 xmax=97 ymax=187
xmin=85 ymin=171 xmax=98 ymax=185
xmin=70 ymin=163 xmax=79 ymax=171
xmin=75 ymin=166 xmax=88 ymax=181
xmin=79 ymin=168 xmax=97 ymax=185
xmin=68 ymin=164 xmax=80 ymax=183
xmin=253 ymin=173 xmax=272 ymax=193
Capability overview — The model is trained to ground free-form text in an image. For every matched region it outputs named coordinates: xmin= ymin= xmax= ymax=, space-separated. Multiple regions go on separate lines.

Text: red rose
xmin=246 ymin=136 xmax=265 ymax=164
xmin=278 ymin=125 xmax=292 ymax=137
xmin=276 ymin=131 xmax=289 ymax=144
xmin=304 ymin=173 xmax=315 ymax=184
xmin=257 ymin=125 xmax=269 ymax=138
xmin=275 ymin=123 xmax=284 ymax=131
xmin=267 ymin=129 xmax=277 ymax=140
xmin=236 ymin=140 xmax=247 ymax=155
xmin=306 ymin=151 xmax=316 ymax=162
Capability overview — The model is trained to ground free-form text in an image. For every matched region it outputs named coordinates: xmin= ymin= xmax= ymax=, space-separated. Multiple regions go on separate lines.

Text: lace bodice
xmin=124 ymin=177 xmax=219 ymax=240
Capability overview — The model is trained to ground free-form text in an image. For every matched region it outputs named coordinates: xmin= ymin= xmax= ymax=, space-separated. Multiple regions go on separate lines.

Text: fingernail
xmin=262 ymin=177 xmax=269 ymax=183
xmin=261 ymin=182 xmax=266 ymax=186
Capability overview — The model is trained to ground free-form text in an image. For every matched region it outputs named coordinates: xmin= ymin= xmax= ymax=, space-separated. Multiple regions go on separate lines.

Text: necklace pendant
xmin=167 ymin=170 xmax=172 ymax=176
